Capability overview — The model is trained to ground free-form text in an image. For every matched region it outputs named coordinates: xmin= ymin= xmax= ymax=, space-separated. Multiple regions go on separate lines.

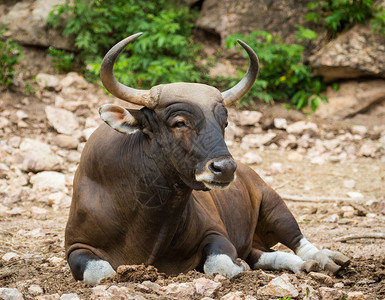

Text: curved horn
xmin=222 ymin=40 xmax=259 ymax=107
xmin=100 ymin=33 xmax=156 ymax=108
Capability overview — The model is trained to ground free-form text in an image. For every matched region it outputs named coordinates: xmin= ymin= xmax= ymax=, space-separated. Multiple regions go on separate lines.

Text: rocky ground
xmin=0 ymin=71 xmax=385 ymax=299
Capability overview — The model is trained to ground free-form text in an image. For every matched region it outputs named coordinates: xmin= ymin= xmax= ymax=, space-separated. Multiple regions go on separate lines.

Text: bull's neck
xmin=122 ymin=132 xmax=193 ymax=211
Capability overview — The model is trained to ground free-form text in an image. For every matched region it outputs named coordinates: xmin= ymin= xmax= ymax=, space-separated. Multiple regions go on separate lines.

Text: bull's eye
xmin=174 ymin=121 xmax=187 ymax=128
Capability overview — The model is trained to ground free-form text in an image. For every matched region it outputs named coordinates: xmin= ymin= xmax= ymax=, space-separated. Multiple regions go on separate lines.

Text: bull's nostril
xmin=209 ymin=162 xmax=222 ymax=174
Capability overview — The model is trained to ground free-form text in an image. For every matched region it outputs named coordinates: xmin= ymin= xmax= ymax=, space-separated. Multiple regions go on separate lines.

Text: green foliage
xmin=278 ymin=297 xmax=291 ymax=300
xmin=47 ymin=0 xmax=204 ymax=88
xmin=47 ymin=47 xmax=74 ymax=73
xmin=305 ymin=0 xmax=385 ymax=36
xmin=225 ymin=31 xmax=327 ymax=111
xmin=0 ymin=24 xmax=22 ymax=87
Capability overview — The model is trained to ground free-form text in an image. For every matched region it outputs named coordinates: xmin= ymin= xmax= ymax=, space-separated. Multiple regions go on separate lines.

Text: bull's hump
xmin=155 ymin=82 xmax=223 ymax=107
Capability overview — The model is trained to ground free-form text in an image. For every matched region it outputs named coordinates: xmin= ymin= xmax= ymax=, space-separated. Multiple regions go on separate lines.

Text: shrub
xmin=47 ymin=47 xmax=74 ymax=74
xmin=47 ymin=0 xmax=204 ymax=88
xmin=305 ymin=0 xmax=385 ymax=37
xmin=0 ymin=24 xmax=22 ymax=87
xmin=225 ymin=31 xmax=327 ymax=111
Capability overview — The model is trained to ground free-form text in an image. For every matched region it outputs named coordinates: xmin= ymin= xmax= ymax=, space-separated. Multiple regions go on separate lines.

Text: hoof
xmin=234 ymin=258 xmax=250 ymax=271
xmin=325 ymin=261 xmax=342 ymax=274
xmin=302 ymin=260 xmax=320 ymax=273
xmin=334 ymin=253 xmax=351 ymax=268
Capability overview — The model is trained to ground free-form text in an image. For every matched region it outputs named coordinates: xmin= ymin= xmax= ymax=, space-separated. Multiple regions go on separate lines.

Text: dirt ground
xmin=0 ymin=73 xmax=385 ymax=299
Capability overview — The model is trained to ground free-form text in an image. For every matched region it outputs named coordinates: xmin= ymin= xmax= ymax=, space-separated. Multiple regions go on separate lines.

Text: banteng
xmin=65 ymin=33 xmax=350 ymax=284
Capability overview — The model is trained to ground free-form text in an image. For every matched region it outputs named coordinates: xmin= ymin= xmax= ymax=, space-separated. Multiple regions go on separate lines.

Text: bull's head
xmin=99 ymin=33 xmax=259 ymax=191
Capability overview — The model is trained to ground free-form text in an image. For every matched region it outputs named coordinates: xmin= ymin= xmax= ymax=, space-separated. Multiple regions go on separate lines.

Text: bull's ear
xmin=99 ymin=104 xmax=141 ymax=134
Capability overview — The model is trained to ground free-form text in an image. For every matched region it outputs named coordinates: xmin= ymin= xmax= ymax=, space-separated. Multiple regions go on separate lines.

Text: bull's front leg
xmin=201 ymin=234 xmax=249 ymax=278
xmin=295 ymin=237 xmax=350 ymax=274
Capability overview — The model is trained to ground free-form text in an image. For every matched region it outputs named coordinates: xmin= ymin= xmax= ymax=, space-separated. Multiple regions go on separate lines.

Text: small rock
xmin=24 ymin=228 xmax=46 ymax=238
xmin=323 ymin=213 xmax=339 ymax=223
xmin=30 ymin=171 xmax=67 ymax=192
xmin=48 ymin=256 xmax=64 ymax=265
xmin=309 ymin=272 xmax=333 ymax=285
xmin=59 ymin=72 xmax=89 ymax=90
xmin=160 ymin=282 xmax=195 ymax=298
xmin=346 ymin=291 xmax=366 ymax=300
xmin=311 ymin=156 xmax=327 ymax=165
xmin=347 ymin=191 xmax=364 ymax=199
xmin=60 ymin=293 xmax=81 ymax=300
xmin=194 ymin=277 xmax=221 ymax=296
xmin=220 ymin=291 xmax=245 ymax=300
xmin=36 ymin=73 xmax=60 ymax=90
xmin=28 ymin=284 xmax=44 ymax=296
xmin=319 ymin=287 xmax=345 ymax=300
xmin=0 ymin=116 xmax=10 ymax=128
xmin=287 ymin=151 xmax=303 ymax=161
xmin=18 ymin=139 xmax=62 ymax=172
xmin=241 ymin=152 xmax=263 ymax=165
xmin=274 ymin=118 xmax=287 ymax=129
xmin=270 ymin=162 xmax=285 ymax=174
xmin=214 ymin=274 xmax=228 ymax=282
xmin=85 ymin=117 xmax=100 ymax=128
xmin=53 ymin=134 xmax=79 ymax=149
xmin=340 ymin=206 xmax=355 ymax=218
xmin=8 ymin=136 xmax=21 ymax=148
xmin=234 ymin=110 xmax=262 ymax=126
xmin=35 ymin=293 xmax=60 ymax=300
xmin=351 ymin=125 xmax=367 ymax=136
xmin=83 ymin=127 xmax=97 ymax=140
xmin=0 ymin=288 xmax=24 ymax=300
xmin=31 ymin=206 xmax=48 ymax=220
xmin=257 ymin=274 xmax=299 ymax=297
xmin=241 ymin=133 xmax=276 ymax=148
xmin=333 ymin=282 xmax=344 ymax=288
xmin=47 ymin=192 xmax=71 ymax=209
xmin=140 ymin=281 xmax=161 ymax=293
xmin=343 ymin=179 xmax=356 ymax=189
xmin=358 ymin=142 xmax=378 ymax=157
xmin=286 ymin=121 xmax=318 ymax=134
xmin=16 ymin=110 xmax=28 ymax=120
xmin=45 ymin=106 xmax=79 ymax=135
xmin=2 ymin=252 xmax=21 ymax=261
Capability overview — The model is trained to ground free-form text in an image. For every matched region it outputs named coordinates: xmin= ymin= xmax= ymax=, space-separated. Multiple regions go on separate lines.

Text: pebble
xmin=309 ymin=272 xmax=333 ymax=285
xmin=319 ymin=287 xmax=345 ymax=300
xmin=160 ymin=282 xmax=195 ymax=297
xmin=30 ymin=171 xmax=67 ymax=193
xmin=270 ymin=162 xmax=285 ymax=174
xmin=241 ymin=152 xmax=263 ymax=165
xmin=28 ymin=284 xmax=44 ymax=296
xmin=323 ymin=213 xmax=339 ymax=223
xmin=286 ymin=121 xmax=318 ymax=134
xmin=36 ymin=73 xmax=60 ymax=90
xmin=343 ymin=179 xmax=356 ymax=189
xmin=340 ymin=206 xmax=355 ymax=218
xmin=274 ymin=118 xmax=287 ymax=129
xmin=45 ymin=106 xmax=79 ymax=135
xmin=53 ymin=134 xmax=79 ymax=149
xmin=257 ymin=274 xmax=299 ymax=297
xmin=35 ymin=293 xmax=60 ymax=300
xmin=234 ymin=111 xmax=262 ymax=126
xmin=2 ymin=252 xmax=21 ymax=261
xmin=347 ymin=191 xmax=364 ymax=199
xmin=18 ymin=138 xmax=63 ymax=172
xmin=0 ymin=288 xmax=24 ymax=300
xmin=31 ymin=206 xmax=48 ymax=220
xmin=347 ymin=291 xmax=366 ymax=300
xmin=194 ymin=277 xmax=221 ymax=296
xmin=241 ymin=133 xmax=276 ymax=149
xmin=358 ymin=142 xmax=378 ymax=157
xmin=351 ymin=125 xmax=367 ymax=136
xmin=287 ymin=151 xmax=303 ymax=161
xmin=60 ymin=294 xmax=81 ymax=300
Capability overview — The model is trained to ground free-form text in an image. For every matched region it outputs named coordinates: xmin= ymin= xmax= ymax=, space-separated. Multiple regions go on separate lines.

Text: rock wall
xmin=0 ymin=0 xmax=75 ymax=50
xmin=196 ymin=0 xmax=313 ymax=44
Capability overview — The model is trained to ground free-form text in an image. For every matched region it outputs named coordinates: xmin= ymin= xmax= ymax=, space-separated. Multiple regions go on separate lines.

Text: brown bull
xmin=65 ymin=33 xmax=350 ymax=284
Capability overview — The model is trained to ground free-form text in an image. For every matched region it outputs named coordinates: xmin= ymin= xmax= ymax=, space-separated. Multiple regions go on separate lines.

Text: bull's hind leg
xmin=202 ymin=234 xmax=250 ymax=278
xmin=248 ymin=186 xmax=350 ymax=274
xmin=68 ymin=249 xmax=116 ymax=285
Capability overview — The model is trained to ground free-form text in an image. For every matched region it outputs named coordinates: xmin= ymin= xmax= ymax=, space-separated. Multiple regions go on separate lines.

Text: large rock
xmin=18 ymin=138 xmax=62 ymax=172
xmin=0 ymin=288 xmax=24 ymax=300
xmin=310 ymin=25 xmax=385 ymax=81
xmin=196 ymin=0 xmax=312 ymax=44
xmin=257 ymin=274 xmax=299 ymax=298
xmin=30 ymin=171 xmax=67 ymax=192
xmin=0 ymin=0 xmax=75 ymax=50
xmin=315 ymin=80 xmax=385 ymax=119
xmin=45 ymin=106 xmax=79 ymax=135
